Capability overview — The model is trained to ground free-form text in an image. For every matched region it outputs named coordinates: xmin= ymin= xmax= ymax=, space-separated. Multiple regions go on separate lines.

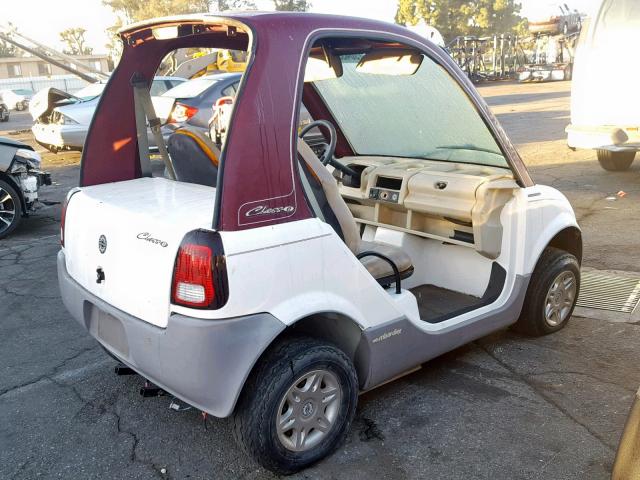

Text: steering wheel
xmin=299 ymin=120 xmax=359 ymax=178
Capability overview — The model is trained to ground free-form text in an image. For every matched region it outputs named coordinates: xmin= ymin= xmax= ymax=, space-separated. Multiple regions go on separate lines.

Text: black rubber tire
xmin=232 ymin=336 xmax=358 ymax=475
xmin=597 ymin=150 xmax=635 ymax=171
xmin=512 ymin=247 xmax=580 ymax=336
xmin=0 ymin=179 xmax=22 ymax=239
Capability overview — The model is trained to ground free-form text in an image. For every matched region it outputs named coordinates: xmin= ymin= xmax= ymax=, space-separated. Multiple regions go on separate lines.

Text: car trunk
xmin=29 ymin=87 xmax=79 ymax=123
xmin=63 ymin=177 xmax=216 ymax=328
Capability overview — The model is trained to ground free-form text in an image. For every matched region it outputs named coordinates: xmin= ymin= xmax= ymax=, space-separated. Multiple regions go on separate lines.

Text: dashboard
xmin=334 ymin=155 xmax=518 ymax=259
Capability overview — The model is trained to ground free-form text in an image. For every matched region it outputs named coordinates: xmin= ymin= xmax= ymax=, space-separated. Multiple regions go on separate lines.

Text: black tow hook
xmin=114 ymin=365 xmax=136 ymax=376
xmin=140 ymin=382 xmax=166 ymax=398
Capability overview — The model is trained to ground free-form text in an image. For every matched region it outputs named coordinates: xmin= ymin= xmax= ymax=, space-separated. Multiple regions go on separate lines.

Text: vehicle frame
xmin=57 ymin=12 xmax=583 ymax=473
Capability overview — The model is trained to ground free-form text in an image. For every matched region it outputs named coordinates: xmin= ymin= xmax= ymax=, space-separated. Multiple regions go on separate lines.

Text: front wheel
xmin=512 ymin=247 xmax=580 ymax=336
xmin=0 ymin=179 xmax=22 ymax=238
xmin=597 ymin=150 xmax=635 ymax=171
xmin=233 ymin=337 xmax=358 ymax=475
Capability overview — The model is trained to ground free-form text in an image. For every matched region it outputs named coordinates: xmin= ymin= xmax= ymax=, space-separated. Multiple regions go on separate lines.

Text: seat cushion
xmin=167 ymin=127 xmax=220 ymax=187
xmin=358 ymin=240 xmax=413 ymax=281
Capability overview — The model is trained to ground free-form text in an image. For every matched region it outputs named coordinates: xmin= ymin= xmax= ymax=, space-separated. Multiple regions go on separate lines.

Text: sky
xmin=3 ymin=0 xmax=603 ymax=54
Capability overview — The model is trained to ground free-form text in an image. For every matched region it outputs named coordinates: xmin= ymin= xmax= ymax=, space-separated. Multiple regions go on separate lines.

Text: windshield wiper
xmin=436 ymin=145 xmax=503 ymax=156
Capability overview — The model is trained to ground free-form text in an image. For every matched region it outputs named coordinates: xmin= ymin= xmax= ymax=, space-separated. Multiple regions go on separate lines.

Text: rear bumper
xmin=57 ymin=250 xmax=285 ymax=417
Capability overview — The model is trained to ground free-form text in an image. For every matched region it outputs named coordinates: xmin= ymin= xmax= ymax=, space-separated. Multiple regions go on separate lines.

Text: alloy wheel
xmin=276 ymin=369 xmax=342 ymax=452
xmin=0 ymin=185 xmax=17 ymax=235
xmin=544 ymin=270 xmax=577 ymax=327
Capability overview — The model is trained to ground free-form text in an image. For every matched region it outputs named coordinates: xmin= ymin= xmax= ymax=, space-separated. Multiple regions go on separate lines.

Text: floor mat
xmin=410 ymin=284 xmax=481 ymax=323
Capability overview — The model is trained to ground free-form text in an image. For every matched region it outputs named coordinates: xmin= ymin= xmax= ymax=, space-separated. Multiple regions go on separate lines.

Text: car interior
xmin=156 ymin=36 xmax=521 ymax=323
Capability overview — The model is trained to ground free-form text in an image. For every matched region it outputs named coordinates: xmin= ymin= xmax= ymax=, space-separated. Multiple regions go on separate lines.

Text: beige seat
xmin=298 ymin=140 xmax=413 ymax=286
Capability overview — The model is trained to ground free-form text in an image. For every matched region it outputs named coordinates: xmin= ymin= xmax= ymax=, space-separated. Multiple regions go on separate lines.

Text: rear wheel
xmin=597 ymin=150 xmax=635 ymax=171
xmin=233 ymin=337 xmax=358 ymax=475
xmin=0 ymin=179 xmax=22 ymax=238
xmin=512 ymin=247 xmax=580 ymax=336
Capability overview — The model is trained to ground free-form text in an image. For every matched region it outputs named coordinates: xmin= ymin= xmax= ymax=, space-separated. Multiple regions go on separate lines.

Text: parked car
xmin=58 ymin=13 xmax=582 ymax=474
xmin=529 ymin=4 xmax=582 ymax=35
xmin=153 ymin=72 xmax=242 ymax=136
xmin=30 ymin=76 xmax=185 ymax=152
xmin=0 ymin=102 xmax=9 ymax=122
xmin=0 ymin=88 xmax=33 ymax=111
xmin=566 ymin=0 xmax=639 ymax=171
xmin=0 ymin=136 xmax=50 ymax=238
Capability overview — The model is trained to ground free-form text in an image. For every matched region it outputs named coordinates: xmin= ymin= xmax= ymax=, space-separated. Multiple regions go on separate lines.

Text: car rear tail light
xmin=168 ymin=102 xmax=198 ymax=123
xmin=171 ymin=230 xmax=228 ymax=309
xmin=60 ymin=188 xmax=80 ymax=247
xmin=213 ymin=96 xmax=234 ymax=111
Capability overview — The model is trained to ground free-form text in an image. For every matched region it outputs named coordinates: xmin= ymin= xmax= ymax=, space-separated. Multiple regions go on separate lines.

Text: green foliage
xmin=59 ymin=28 xmax=93 ymax=56
xmin=273 ymin=0 xmax=311 ymax=11
xmin=214 ymin=0 xmax=257 ymax=10
xmin=395 ymin=0 xmax=523 ymax=42
xmin=0 ymin=39 xmax=17 ymax=58
xmin=102 ymin=0 xmax=212 ymax=23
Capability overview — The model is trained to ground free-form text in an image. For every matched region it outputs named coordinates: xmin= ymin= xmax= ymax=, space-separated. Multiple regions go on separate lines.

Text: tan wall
xmin=0 ymin=56 xmax=110 ymax=80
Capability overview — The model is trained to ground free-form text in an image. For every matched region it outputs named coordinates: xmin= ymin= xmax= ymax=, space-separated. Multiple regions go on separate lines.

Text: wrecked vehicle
xmin=58 ymin=12 xmax=582 ymax=474
xmin=30 ymin=77 xmax=185 ymax=153
xmin=529 ymin=4 xmax=582 ymax=36
xmin=0 ymin=136 xmax=50 ymax=238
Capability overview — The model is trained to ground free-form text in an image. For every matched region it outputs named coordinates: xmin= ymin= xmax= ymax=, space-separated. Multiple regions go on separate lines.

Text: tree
xmin=0 ymin=39 xmax=17 ymax=58
xmin=214 ymin=0 xmax=257 ymax=10
xmin=103 ymin=0 xmax=212 ymax=23
xmin=59 ymin=28 xmax=93 ymax=55
xmin=273 ymin=0 xmax=311 ymax=11
xmin=395 ymin=0 xmax=523 ymax=41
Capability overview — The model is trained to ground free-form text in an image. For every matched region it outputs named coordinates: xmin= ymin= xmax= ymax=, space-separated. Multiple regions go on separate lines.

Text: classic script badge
xmin=136 ymin=232 xmax=168 ymax=247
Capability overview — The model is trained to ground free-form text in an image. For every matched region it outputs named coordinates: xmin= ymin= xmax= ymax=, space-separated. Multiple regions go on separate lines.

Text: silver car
xmin=31 ymin=77 xmax=185 ymax=153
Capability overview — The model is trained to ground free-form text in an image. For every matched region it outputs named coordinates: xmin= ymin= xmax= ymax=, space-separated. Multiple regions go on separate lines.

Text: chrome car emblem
xmin=98 ymin=235 xmax=107 ymax=254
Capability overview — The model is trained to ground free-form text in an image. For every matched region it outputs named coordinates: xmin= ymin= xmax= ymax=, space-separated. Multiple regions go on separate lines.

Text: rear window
xmin=162 ymin=78 xmax=218 ymax=99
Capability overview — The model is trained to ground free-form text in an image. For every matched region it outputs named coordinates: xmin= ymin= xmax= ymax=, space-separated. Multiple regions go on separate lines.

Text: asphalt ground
xmin=2 ymin=80 xmax=639 ymax=479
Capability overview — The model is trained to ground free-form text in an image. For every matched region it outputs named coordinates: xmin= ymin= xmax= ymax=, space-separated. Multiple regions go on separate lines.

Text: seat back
xmin=297 ymin=139 xmax=361 ymax=253
xmin=167 ymin=127 xmax=221 ymax=187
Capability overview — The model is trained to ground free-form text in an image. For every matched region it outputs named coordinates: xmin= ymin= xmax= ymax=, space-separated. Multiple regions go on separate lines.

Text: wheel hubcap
xmin=544 ymin=270 xmax=577 ymax=327
xmin=276 ymin=369 xmax=342 ymax=452
xmin=0 ymin=186 xmax=16 ymax=234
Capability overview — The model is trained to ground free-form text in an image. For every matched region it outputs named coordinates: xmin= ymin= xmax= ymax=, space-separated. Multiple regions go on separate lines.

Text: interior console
xmin=336 ymin=156 xmax=518 ymax=259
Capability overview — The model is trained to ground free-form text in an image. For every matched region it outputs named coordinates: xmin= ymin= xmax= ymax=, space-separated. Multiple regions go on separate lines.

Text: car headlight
xmin=13 ymin=148 xmax=42 ymax=170
xmin=59 ymin=114 xmax=79 ymax=125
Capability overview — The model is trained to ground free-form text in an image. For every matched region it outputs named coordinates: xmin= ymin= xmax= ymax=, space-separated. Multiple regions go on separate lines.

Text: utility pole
xmin=0 ymin=32 xmax=99 ymax=84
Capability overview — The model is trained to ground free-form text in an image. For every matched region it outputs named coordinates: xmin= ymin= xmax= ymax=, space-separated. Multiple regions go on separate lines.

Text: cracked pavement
xmin=2 ymin=81 xmax=640 ymax=479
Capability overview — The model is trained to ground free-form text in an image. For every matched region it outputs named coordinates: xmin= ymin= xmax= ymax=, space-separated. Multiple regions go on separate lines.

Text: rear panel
xmin=63 ymin=177 xmax=215 ymax=328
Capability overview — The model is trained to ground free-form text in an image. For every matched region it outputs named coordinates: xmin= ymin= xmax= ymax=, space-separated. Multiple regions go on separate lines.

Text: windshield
xmin=162 ymin=77 xmax=218 ymax=99
xmin=313 ymin=53 xmax=507 ymax=168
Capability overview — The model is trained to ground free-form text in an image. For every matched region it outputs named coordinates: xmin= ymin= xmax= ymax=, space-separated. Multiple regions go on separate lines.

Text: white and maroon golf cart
xmin=58 ymin=13 xmax=582 ymax=474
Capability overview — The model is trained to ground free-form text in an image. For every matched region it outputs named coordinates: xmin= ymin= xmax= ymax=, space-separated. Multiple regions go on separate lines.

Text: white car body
xmin=566 ymin=0 xmax=640 ymax=152
xmin=30 ymin=77 xmax=186 ymax=152
xmin=0 ymin=88 xmax=33 ymax=111
xmin=57 ymin=14 xmax=583 ymax=473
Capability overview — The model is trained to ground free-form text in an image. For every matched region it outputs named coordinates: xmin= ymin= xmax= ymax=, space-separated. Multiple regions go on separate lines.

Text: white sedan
xmin=30 ymin=77 xmax=185 ymax=153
